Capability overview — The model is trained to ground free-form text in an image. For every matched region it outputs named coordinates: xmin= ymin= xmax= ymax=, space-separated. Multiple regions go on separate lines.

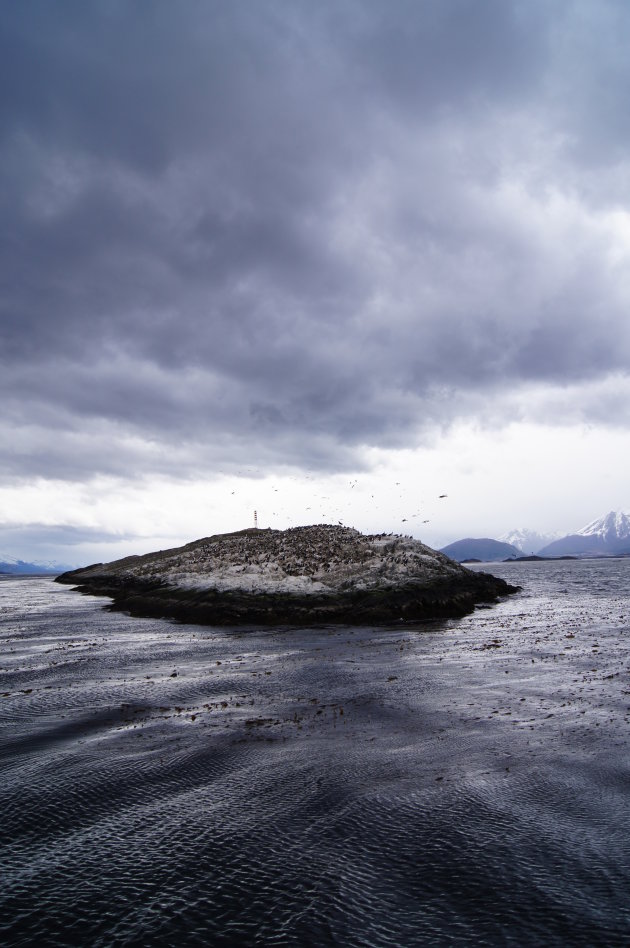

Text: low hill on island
xmin=56 ymin=525 xmax=518 ymax=626
xmin=439 ymin=538 xmax=522 ymax=562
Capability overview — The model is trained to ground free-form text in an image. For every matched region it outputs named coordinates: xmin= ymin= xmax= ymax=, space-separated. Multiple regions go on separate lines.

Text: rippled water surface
xmin=1 ymin=560 xmax=629 ymax=946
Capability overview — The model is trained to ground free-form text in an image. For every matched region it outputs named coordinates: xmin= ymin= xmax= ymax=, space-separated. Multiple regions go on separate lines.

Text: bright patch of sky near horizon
xmin=2 ymin=1 xmax=630 ymax=566
xmin=2 ymin=422 xmax=628 ymax=565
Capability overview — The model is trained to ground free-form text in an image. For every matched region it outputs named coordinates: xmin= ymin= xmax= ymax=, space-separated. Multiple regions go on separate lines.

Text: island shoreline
xmin=56 ymin=571 xmax=519 ymax=626
xmin=56 ymin=525 xmax=520 ymax=626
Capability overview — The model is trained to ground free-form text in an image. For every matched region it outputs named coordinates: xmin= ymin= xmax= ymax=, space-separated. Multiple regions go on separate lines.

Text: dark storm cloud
xmin=0 ymin=522 xmax=136 ymax=549
xmin=2 ymin=0 xmax=630 ymax=483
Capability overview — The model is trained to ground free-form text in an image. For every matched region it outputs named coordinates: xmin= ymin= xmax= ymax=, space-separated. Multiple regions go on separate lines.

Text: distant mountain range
xmin=441 ymin=511 xmax=630 ymax=561
xmin=5 ymin=510 xmax=630 ymax=571
xmin=0 ymin=553 xmax=71 ymax=575
xmin=497 ymin=528 xmax=560 ymax=555
xmin=538 ymin=511 xmax=630 ymax=557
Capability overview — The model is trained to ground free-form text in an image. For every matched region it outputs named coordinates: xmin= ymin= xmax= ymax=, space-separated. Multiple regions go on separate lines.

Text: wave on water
xmin=1 ymin=564 xmax=629 ymax=946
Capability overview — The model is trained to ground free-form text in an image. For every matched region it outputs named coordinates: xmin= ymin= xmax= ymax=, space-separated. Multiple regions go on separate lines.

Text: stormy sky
xmin=2 ymin=0 xmax=630 ymax=565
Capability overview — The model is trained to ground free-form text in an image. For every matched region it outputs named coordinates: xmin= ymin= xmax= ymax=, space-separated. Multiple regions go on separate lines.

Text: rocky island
xmin=56 ymin=525 xmax=519 ymax=626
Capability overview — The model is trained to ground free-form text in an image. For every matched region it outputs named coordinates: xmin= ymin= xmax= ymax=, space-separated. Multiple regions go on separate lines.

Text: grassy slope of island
xmin=56 ymin=525 xmax=519 ymax=626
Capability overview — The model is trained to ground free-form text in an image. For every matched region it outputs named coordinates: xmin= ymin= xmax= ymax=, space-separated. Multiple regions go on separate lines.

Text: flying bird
xmin=438 ymin=494 xmax=448 ymax=499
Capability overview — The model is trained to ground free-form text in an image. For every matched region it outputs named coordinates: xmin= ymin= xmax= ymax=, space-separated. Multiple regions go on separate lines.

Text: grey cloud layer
xmin=2 ymin=0 xmax=630 ymax=482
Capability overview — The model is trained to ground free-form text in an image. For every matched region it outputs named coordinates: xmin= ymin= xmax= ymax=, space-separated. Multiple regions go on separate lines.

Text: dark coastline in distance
xmin=461 ymin=553 xmax=630 ymax=564
xmin=505 ymin=553 xmax=630 ymax=562
xmin=505 ymin=555 xmax=578 ymax=562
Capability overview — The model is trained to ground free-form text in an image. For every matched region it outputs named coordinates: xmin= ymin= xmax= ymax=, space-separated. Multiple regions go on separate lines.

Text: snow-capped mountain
xmin=0 ymin=553 xmax=71 ymax=574
xmin=539 ymin=511 xmax=630 ymax=557
xmin=0 ymin=552 xmax=21 ymax=567
xmin=576 ymin=510 xmax=630 ymax=542
xmin=498 ymin=528 xmax=560 ymax=555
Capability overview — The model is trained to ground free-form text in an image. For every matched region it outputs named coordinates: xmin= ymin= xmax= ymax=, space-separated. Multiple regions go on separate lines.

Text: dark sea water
xmin=1 ymin=560 xmax=629 ymax=947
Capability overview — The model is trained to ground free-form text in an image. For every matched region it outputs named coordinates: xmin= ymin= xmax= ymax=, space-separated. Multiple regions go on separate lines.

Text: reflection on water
xmin=1 ymin=561 xmax=629 ymax=945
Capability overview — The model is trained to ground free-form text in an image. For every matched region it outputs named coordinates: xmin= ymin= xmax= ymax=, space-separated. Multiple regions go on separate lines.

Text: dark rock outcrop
xmin=56 ymin=525 xmax=519 ymax=627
